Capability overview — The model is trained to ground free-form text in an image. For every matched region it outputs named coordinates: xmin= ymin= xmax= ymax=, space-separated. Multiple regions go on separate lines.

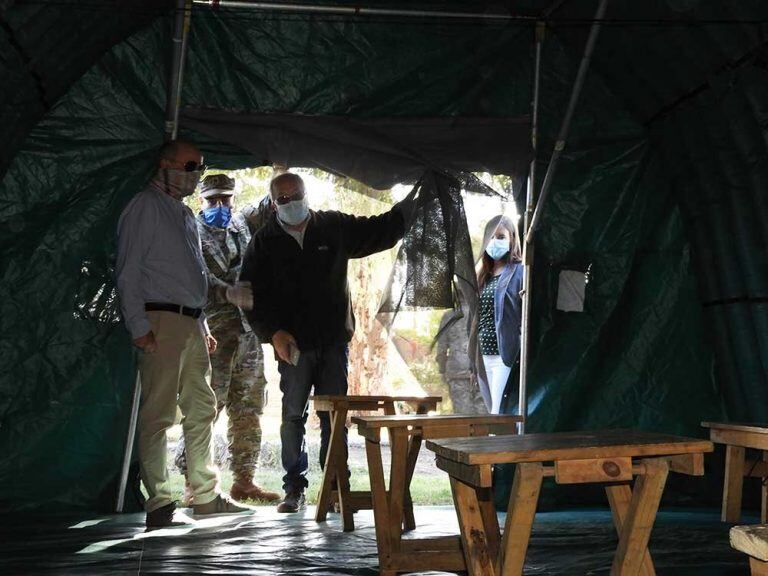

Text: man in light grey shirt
xmin=116 ymin=140 xmax=250 ymax=530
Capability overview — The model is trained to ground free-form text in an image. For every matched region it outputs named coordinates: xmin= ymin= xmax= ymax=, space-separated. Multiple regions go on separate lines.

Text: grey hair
xmin=269 ymin=172 xmax=305 ymax=196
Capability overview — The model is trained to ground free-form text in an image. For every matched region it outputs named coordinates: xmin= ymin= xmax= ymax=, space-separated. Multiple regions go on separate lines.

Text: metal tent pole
xmin=193 ymin=0 xmax=531 ymax=21
xmin=165 ymin=0 xmax=193 ymax=141
xmin=116 ymin=372 xmax=141 ymax=512
xmin=117 ymin=0 xmax=193 ymax=512
xmin=524 ymin=0 xmax=610 ymax=244
xmin=518 ymin=21 xmax=545 ymax=435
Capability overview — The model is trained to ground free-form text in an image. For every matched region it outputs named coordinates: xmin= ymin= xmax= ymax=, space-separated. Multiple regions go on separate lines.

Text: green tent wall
xmin=1 ymin=0 xmax=766 ymax=511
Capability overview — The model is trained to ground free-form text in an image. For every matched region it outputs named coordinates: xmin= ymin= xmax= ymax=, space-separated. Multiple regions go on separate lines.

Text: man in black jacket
xmin=240 ymin=171 xmax=413 ymax=512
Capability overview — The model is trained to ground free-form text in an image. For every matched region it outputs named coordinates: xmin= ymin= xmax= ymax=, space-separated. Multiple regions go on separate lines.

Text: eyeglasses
xmin=182 ymin=160 xmax=207 ymax=173
xmin=274 ymin=189 xmax=305 ymax=205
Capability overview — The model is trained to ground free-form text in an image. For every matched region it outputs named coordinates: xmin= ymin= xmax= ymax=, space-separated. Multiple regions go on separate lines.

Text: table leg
xmin=315 ymin=407 xmax=353 ymax=530
xmin=610 ymin=459 xmax=669 ymax=576
xmin=388 ymin=428 xmax=409 ymax=550
xmin=402 ymin=433 xmax=421 ymax=531
xmin=336 ymin=416 xmax=354 ymax=531
xmin=499 ymin=462 xmax=544 ymax=576
xmin=750 ymin=557 xmax=768 ymax=576
xmin=762 ymin=451 xmax=768 ymax=524
xmin=315 ymin=408 xmax=339 ymax=522
xmin=723 ymin=445 xmax=745 ymax=523
xmin=365 ymin=436 xmax=395 ymax=575
xmin=478 ymin=485 xmax=501 ymax=566
xmin=450 ymin=476 xmax=501 ymax=576
xmin=606 ymin=484 xmax=656 ymax=576
xmin=400 ymin=401 xmax=430 ymax=531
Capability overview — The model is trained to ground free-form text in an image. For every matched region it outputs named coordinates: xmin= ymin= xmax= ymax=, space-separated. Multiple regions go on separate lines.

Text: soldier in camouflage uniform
xmin=177 ymin=174 xmax=280 ymax=503
xmin=436 ymin=292 xmax=487 ymax=414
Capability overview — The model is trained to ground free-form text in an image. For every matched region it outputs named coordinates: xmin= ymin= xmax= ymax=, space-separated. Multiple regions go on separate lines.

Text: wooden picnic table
xmin=354 ymin=413 xmax=522 ymax=576
xmin=311 ymin=395 xmax=441 ymax=532
xmin=702 ymin=421 xmax=768 ymax=523
xmin=426 ymin=429 xmax=713 ymax=576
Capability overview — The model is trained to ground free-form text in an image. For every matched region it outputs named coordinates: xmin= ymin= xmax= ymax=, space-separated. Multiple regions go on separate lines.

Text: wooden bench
xmin=702 ymin=422 xmax=768 ymax=522
xmin=427 ymin=429 xmax=713 ymax=576
xmin=731 ymin=525 xmax=768 ymax=575
xmin=311 ymin=395 xmax=440 ymax=532
xmin=354 ymin=413 xmax=522 ymax=576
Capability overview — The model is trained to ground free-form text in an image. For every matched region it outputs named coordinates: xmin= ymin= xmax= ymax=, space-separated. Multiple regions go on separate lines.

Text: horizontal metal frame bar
xmin=193 ymin=0 xmax=534 ymax=21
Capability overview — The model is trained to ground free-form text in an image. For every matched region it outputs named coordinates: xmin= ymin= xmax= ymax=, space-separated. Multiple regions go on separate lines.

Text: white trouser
xmin=483 ymin=355 xmax=512 ymax=415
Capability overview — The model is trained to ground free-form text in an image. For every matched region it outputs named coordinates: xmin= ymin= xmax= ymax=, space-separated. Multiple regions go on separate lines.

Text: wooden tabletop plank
xmin=425 ymin=430 xmax=713 ymax=465
xmin=702 ymin=422 xmax=768 ymax=434
xmin=311 ymin=395 xmax=442 ymax=404
xmin=352 ymin=414 xmax=523 ymax=429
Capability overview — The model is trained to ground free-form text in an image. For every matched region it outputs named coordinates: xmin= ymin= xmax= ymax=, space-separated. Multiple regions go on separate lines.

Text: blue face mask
xmin=203 ymin=206 xmax=232 ymax=228
xmin=485 ymin=238 xmax=510 ymax=261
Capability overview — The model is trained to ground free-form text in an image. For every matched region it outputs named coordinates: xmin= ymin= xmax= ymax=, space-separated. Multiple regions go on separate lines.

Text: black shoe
xmin=277 ymin=491 xmax=306 ymax=513
xmin=145 ymin=501 xmax=195 ymax=531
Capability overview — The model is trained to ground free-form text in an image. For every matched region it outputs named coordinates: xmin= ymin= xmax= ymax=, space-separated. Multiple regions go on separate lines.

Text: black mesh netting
xmin=378 ymin=169 xmax=499 ymax=314
xmin=378 ymin=169 xmax=502 ymax=408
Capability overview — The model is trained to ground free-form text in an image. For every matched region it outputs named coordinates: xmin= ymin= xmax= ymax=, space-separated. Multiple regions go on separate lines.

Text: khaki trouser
xmin=138 ymin=310 xmax=218 ymax=512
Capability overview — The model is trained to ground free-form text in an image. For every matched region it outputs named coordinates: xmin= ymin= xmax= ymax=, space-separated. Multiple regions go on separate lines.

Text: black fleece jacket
xmin=240 ymin=207 xmax=406 ymax=351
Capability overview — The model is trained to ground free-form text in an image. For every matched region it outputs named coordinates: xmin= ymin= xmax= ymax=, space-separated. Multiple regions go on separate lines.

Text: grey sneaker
xmin=192 ymin=494 xmax=253 ymax=516
xmin=277 ymin=491 xmax=306 ymax=513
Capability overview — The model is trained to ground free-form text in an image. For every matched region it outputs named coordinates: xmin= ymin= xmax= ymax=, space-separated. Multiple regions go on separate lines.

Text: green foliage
xmin=160 ymin=456 xmax=452 ymax=507
xmin=408 ymin=358 xmax=449 ymax=404
xmin=394 ymin=309 xmax=445 ymax=346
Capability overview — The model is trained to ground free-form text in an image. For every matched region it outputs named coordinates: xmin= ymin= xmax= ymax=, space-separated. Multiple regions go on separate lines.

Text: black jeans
xmin=277 ymin=343 xmax=349 ymax=493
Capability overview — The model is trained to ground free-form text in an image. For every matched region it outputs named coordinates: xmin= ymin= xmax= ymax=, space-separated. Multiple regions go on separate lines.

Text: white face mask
xmin=158 ymin=168 xmax=201 ymax=199
xmin=277 ymin=197 xmax=310 ymax=225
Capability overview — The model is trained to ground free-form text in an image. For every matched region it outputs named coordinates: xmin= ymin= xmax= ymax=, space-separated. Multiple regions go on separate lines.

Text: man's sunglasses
xmin=274 ymin=189 xmax=305 ymax=205
xmin=182 ymin=160 xmax=207 ymax=172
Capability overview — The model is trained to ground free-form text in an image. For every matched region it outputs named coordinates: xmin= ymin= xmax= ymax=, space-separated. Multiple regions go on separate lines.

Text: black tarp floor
xmin=0 ymin=506 xmax=753 ymax=575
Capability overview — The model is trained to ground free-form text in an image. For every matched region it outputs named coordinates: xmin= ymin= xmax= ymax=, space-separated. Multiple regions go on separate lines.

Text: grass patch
xmin=161 ymin=467 xmax=451 ymax=506
xmin=155 ymin=436 xmax=453 ymax=506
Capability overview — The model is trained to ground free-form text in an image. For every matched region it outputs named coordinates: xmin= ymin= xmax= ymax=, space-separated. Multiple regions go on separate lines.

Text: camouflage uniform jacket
xmin=196 ymin=211 xmax=252 ymax=334
xmin=436 ymin=308 xmax=472 ymax=380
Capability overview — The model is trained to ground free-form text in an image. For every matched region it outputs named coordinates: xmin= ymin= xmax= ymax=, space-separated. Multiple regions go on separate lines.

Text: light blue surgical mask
xmin=485 ymin=238 xmax=510 ymax=261
xmin=203 ymin=205 xmax=232 ymax=228
xmin=277 ymin=197 xmax=309 ymax=226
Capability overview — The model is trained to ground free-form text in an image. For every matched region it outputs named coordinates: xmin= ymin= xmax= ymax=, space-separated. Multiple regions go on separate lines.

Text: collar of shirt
xmin=277 ymin=215 xmax=309 ymax=249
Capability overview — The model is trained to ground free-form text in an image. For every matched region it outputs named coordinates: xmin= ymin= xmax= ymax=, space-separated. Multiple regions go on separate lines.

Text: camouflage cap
xmin=200 ymin=174 xmax=236 ymax=198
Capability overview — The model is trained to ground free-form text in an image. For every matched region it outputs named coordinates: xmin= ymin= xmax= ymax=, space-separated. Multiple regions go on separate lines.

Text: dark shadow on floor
xmin=0 ymin=507 xmax=752 ymax=575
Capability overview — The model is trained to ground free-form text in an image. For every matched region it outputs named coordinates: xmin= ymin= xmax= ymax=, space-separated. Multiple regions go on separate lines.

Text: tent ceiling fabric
xmin=0 ymin=0 xmax=169 ymax=178
xmin=1 ymin=1 xmax=768 ymax=512
xmin=181 ymin=108 xmax=531 ymax=189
